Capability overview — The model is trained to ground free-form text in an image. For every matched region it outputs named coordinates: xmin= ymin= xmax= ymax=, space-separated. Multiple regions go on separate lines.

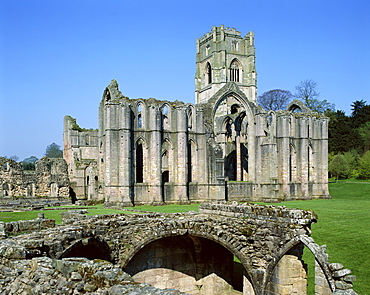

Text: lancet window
xmin=230 ymin=59 xmax=241 ymax=82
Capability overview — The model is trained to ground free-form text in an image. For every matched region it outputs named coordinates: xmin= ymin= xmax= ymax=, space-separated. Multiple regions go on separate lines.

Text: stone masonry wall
xmin=0 ymin=202 xmax=359 ymax=294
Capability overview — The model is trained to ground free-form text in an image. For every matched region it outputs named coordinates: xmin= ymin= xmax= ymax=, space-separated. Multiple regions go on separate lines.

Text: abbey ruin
xmin=64 ymin=25 xmax=330 ymax=205
xmin=0 ymin=26 xmax=359 ymax=295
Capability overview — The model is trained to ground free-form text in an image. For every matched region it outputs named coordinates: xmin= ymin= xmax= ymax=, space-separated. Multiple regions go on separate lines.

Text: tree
xmin=45 ymin=143 xmax=63 ymax=158
xmin=329 ymin=154 xmax=349 ymax=182
xmin=326 ymin=110 xmax=361 ymax=153
xmin=358 ymin=150 xmax=370 ymax=179
xmin=351 ymin=99 xmax=366 ymax=117
xmin=350 ymin=100 xmax=370 ymax=128
xmin=257 ymin=89 xmax=293 ymax=111
xmin=22 ymin=156 xmax=39 ymax=170
xmin=358 ymin=122 xmax=370 ymax=151
xmin=294 ymin=79 xmax=335 ymax=113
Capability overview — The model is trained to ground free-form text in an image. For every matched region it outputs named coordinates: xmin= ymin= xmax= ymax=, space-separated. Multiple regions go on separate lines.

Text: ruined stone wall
xmin=0 ymin=216 xmax=55 ymax=238
xmin=63 ymin=116 xmax=99 ymax=200
xmin=0 ymin=202 xmax=358 ymax=294
xmin=0 ymin=157 xmax=69 ymax=199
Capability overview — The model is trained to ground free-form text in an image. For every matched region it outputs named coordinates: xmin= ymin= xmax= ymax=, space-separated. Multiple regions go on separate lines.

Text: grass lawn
xmin=0 ymin=182 xmax=367 ymax=294
xmin=0 ymin=205 xmax=128 ymax=224
xmin=255 ymin=182 xmax=370 ymax=295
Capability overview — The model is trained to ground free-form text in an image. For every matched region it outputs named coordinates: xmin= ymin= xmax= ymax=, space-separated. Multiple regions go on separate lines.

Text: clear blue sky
xmin=1 ymin=0 xmax=369 ymax=160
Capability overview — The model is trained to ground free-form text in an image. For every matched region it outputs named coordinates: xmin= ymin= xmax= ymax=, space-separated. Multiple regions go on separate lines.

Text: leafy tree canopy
xmin=22 ymin=156 xmax=39 ymax=170
xmin=45 ymin=143 xmax=63 ymax=158
xmin=329 ymin=154 xmax=349 ymax=182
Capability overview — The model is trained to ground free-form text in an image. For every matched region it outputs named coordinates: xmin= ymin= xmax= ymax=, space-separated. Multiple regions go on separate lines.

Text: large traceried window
xmin=229 ymin=59 xmax=241 ymax=82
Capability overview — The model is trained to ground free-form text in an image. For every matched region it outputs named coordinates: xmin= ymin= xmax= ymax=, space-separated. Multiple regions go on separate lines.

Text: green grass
xmin=255 ymin=182 xmax=370 ymax=295
xmin=0 ymin=205 xmax=127 ymax=224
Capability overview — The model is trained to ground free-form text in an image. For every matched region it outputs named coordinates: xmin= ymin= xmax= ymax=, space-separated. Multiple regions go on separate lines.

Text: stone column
xmin=175 ymin=107 xmax=188 ymax=202
xmin=118 ymin=104 xmax=133 ymax=205
xmin=104 ymin=104 xmax=120 ymax=203
xmin=149 ymin=106 xmax=162 ymax=203
xmin=236 ymin=133 xmax=242 ymax=181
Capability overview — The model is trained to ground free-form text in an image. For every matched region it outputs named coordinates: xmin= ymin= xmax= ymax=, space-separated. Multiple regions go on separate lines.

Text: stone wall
xmin=0 ymin=157 xmax=70 ymax=199
xmin=0 ymin=215 xmax=55 ymax=238
xmin=0 ymin=257 xmax=188 ymax=294
xmin=0 ymin=202 xmax=359 ymax=294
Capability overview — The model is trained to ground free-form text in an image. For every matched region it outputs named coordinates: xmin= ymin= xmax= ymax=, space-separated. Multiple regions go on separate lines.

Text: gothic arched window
xmin=136 ymin=143 xmax=143 ymax=183
xmin=137 ymin=103 xmax=143 ymax=129
xmin=230 ymin=59 xmax=241 ymax=82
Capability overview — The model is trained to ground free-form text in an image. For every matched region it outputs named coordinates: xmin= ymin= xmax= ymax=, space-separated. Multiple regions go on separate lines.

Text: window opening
xmin=137 ymin=104 xmax=143 ymax=129
xmin=206 ymin=62 xmax=212 ymax=84
xmin=187 ymin=142 xmax=192 ymax=182
xmin=205 ymin=45 xmax=210 ymax=56
xmin=162 ymin=171 xmax=169 ymax=183
xmin=230 ymin=60 xmax=240 ymax=82
xmin=136 ymin=143 xmax=143 ymax=183
xmin=231 ymin=104 xmax=240 ymax=114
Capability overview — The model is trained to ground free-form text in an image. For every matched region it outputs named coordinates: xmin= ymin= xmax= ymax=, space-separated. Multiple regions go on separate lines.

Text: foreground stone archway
xmin=0 ymin=202 xmax=358 ymax=295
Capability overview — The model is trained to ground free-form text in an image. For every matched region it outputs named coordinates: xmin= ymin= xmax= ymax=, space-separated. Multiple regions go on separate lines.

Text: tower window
xmin=205 ymin=45 xmax=210 ymax=56
xmin=232 ymin=40 xmax=239 ymax=51
xmin=230 ymin=59 xmax=241 ymax=82
xmin=206 ymin=62 xmax=212 ymax=84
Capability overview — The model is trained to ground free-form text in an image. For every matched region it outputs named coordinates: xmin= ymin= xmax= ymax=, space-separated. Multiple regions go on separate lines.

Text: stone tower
xmin=195 ymin=25 xmax=257 ymax=104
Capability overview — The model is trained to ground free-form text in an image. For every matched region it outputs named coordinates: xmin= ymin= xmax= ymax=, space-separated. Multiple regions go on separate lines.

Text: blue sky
xmin=1 ymin=0 xmax=369 ymax=160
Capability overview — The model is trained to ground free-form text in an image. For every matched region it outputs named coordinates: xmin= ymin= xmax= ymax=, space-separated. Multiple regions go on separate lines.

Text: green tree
xmin=45 ymin=143 xmax=63 ymax=158
xmin=329 ymin=154 xmax=349 ymax=182
xmin=294 ymin=79 xmax=335 ymax=113
xmin=358 ymin=150 xmax=370 ymax=179
xmin=326 ymin=110 xmax=361 ymax=153
xmin=358 ymin=122 xmax=370 ymax=151
xmin=351 ymin=100 xmax=370 ymax=128
xmin=257 ymin=89 xmax=293 ymax=111
xmin=342 ymin=150 xmax=360 ymax=178
xmin=22 ymin=156 xmax=39 ymax=170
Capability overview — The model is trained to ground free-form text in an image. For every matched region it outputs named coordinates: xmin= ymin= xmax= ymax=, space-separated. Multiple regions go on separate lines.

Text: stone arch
xmin=186 ymin=105 xmax=195 ymax=131
xmin=264 ymin=235 xmax=335 ymax=293
xmin=103 ymin=88 xmax=111 ymax=102
xmin=212 ymin=92 xmax=255 ymax=135
xmin=136 ymin=101 xmax=145 ymax=129
xmin=287 ymin=100 xmax=311 ymax=113
xmin=58 ymin=237 xmax=112 ymax=262
xmin=161 ymin=103 xmax=171 ymax=130
xmin=120 ymin=223 xmax=257 ymax=294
